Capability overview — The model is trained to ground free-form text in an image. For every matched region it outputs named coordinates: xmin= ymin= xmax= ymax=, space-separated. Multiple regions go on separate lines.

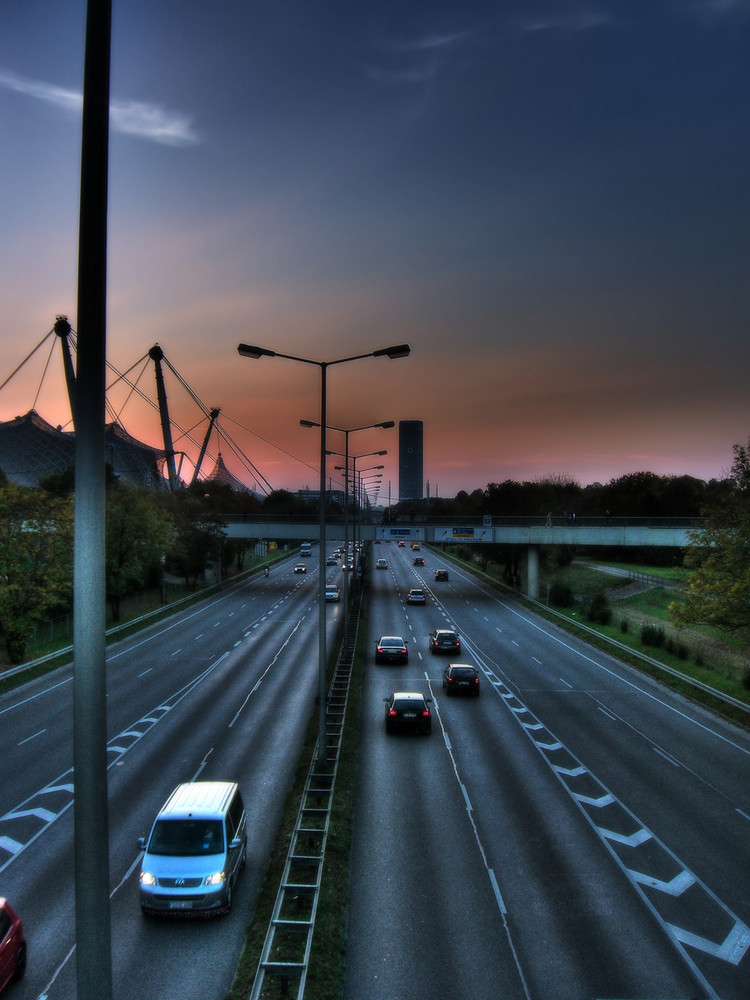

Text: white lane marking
xmin=18 ymin=729 xmax=45 ymax=746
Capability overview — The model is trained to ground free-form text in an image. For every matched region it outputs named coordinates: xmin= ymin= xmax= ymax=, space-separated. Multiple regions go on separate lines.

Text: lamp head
xmin=238 ymin=344 xmax=276 ymax=359
xmin=373 ymin=344 xmax=411 ymax=360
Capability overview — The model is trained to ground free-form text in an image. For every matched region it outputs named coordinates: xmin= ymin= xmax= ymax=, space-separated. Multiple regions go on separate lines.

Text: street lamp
xmin=331 ymin=452 xmax=387 ymax=575
xmin=237 ymin=343 xmax=409 ymax=762
xmin=302 ymin=417 xmax=393 ymax=612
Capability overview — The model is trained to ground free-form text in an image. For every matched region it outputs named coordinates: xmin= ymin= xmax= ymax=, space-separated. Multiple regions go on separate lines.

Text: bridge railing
xmin=218 ymin=513 xmax=705 ymax=529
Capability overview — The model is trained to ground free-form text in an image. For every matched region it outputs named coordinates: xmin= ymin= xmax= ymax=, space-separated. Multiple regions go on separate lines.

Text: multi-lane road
xmin=0 ymin=557 xmax=338 ymax=1000
xmin=1 ymin=542 xmax=748 ymax=999
xmin=346 ymin=542 xmax=750 ymax=1000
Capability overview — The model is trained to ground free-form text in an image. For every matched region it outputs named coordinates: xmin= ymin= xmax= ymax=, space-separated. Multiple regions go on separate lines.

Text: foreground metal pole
xmin=318 ymin=365 xmax=328 ymax=761
xmin=73 ymin=1 xmax=113 ymax=997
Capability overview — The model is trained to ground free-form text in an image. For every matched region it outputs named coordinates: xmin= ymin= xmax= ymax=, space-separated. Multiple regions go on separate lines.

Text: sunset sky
xmin=2 ymin=0 xmax=749 ymax=500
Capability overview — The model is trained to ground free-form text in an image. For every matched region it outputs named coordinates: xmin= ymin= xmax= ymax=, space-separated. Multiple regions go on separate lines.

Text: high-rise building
xmin=398 ymin=420 xmax=423 ymax=500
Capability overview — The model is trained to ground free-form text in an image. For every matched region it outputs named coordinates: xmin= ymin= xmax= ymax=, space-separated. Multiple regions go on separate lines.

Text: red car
xmin=0 ymin=898 xmax=26 ymax=993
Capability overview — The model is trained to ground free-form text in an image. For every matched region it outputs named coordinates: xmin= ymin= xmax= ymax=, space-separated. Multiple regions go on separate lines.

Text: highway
xmin=1 ymin=542 xmax=748 ymax=999
xmin=0 ymin=552 xmax=342 ymax=1000
xmin=345 ymin=542 xmax=750 ymax=1000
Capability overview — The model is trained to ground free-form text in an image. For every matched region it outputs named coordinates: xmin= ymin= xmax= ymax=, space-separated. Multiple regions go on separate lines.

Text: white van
xmin=138 ymin=781 xmax=247 ymax=916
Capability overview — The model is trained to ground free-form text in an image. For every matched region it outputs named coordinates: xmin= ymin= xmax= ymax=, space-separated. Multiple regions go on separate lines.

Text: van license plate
xmin=168 ymin=901 xmax=192 ymax=909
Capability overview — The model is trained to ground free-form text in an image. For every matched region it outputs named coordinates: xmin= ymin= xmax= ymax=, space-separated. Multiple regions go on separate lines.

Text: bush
xmin=641 ymin=624 xmax=666 ymax=648
xmin=586 ymin=591 xmax=613 ymax=626
xmin=620 ymin=619 xmax=629 ymax=634
xmin=549 ymin=581 xmax=574 ymax=608
xmin=742 ymin=667 xmax=750 ymax=691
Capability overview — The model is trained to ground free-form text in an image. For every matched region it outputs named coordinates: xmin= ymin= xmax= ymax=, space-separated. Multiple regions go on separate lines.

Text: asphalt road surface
xmin=0 ymin=550 xmax=345 ymax=1000
xmin=344 ymin=542 xmax=750 ymax=1000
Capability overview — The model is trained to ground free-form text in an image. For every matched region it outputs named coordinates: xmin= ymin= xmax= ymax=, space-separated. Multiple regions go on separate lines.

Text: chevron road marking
xmin=667 ymin=921 xmax=750 ymax=964
xmin=627 ymin=868 xmax=696 ymax=896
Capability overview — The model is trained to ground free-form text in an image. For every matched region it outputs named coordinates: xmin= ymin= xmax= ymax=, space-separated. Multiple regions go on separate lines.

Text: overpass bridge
xmin=221 ymin=515 xmax=702 ymax=599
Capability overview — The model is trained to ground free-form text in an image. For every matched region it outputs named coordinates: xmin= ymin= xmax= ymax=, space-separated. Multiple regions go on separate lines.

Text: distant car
xmin=384 ymin=691 xmax=432 ymax=734
xmin=429 ymin=628 xmax=461 ymax=655
xmin=442 ymin=663 xmax=480 ymax=696
xmin=0 ymin=897 xmax=26 ymax=993
xmin=325 ymin=585 xmax=340 ymax=602
xmin=407 ymin=588 xmax=426 ymax=605
xmin=375 ymin=558 xmax=388 ymax=569
xmin=397 ymin=541 xmax=406 ymax=547
xmin=327 ymin=556 xmax=338 ymax=565
xmin=293 ymin=563 xmax=307 ymax=573
xmin=375 ymin=636 xmax=408 ymax=664
xmin=434 ymin=569 xmax=449 ymax=581
xmin=342 ymin=562 xmax=354 ymax=572
xmin=411 ymin=543 xmax=421 ymax=551
xmin=413 ymin=556 xmax=425 ymax=566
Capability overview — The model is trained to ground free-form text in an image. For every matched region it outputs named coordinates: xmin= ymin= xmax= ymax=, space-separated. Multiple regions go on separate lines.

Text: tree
xmin=0 ymin=483 xmax=73 ymax=663
xmin=106 ymin=483 xmax=173 ymax=620
xmin=672 ymin=441 xmax=750 ymax=636
xmin=164 ymin=493 xmax=226 ymax=589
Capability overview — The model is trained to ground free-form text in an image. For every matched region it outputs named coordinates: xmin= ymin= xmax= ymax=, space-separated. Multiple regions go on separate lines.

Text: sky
xmin=1 ymin=0 xmax=749 ymax=500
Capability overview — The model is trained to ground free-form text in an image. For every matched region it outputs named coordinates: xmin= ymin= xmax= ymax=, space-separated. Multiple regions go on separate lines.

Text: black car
xmin=434 ymin=568 xmax=449 ymax=581
xmin=442 ymin=663 xmax=480 ymax=696
xmin=375 ymin=636 xmax=409 ymax=664
xmin=428 ymin=628 xmax=461 ymax=655
xmin=384 ymin=692 xmax=432 ymax=734
xmin=413 ymin=556 xmax=425 ymax=566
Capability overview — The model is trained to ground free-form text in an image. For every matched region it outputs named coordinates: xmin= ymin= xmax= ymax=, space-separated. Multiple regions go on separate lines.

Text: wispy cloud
xmin=515 ymin=8 xmax=612 ymax=34
xmin=0 ymin=69 xmax=200 ymax=146
xmin=367 ymin=29 xmax=473 ymax=91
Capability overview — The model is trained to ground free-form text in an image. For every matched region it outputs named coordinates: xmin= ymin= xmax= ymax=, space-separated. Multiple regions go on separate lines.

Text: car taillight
xmin=422 ymin=709 xmax=430 ymax=716
xmin=389 ymin=709 xmax=397 ymax=716
xmin=474 ymin=677 xmax=479 ymax=684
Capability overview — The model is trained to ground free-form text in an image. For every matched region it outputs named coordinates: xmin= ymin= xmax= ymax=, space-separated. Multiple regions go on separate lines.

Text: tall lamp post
xmin=237 ymin=343 xmax=410 ymax=761
xmin=301 ymin=419 xmax=393 ymax=615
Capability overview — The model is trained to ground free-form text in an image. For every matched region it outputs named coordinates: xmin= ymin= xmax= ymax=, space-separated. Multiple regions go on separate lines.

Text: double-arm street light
xmin=237 ymin=343 xmax=409 ymax=761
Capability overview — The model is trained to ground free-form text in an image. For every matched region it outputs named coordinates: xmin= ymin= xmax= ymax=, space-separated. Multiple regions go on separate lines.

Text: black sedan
xmin=428 ymin=628 xmax=461 ymax=655
xmin=375 ymin=636 xmax=409 ymax=664
xmin=442 ymin=663 xmax=480 ymax=696
xmin=384 ymin=692 xmax=432 ymax=734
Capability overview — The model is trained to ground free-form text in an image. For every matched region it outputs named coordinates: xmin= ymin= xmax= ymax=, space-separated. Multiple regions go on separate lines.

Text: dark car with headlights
xmin=375 ymin=636 xmax=408 ymax=664
xmin=428 ymin=628 xmax=461 ymax=655
xmin=0 ymin=898 xmax=26 ymax=993
xmin=384 ymin=692 xmax=432 ymax=734
xmin=442 ymin=663 xmax=480 ymax=696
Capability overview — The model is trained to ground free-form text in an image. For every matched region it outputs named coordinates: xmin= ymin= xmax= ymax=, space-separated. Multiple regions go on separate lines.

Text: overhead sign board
xmin=377 ymin=527 xmax=423 ymax=541
xmin=435 ymin=526 xmax=492 ymax=543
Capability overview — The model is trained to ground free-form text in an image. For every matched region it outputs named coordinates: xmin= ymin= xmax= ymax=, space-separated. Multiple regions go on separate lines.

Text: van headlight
xmin=140 ymin=871 xmax=157 ymax=886
xmin=204 ymin=871 xmax=225 ymax=886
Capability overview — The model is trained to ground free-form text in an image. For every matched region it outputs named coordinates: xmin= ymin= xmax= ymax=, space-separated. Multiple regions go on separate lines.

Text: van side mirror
xmin=137 ymin=837 xmax=146 ymax=850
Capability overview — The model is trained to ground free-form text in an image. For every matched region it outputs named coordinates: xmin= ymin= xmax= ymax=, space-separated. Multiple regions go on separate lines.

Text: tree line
xmin=1 ymin=447 xmax=748 ymax=665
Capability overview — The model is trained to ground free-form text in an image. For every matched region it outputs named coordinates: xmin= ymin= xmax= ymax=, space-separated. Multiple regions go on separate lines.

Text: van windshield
xmin=148 ymin=819 xmax=224 ymax=856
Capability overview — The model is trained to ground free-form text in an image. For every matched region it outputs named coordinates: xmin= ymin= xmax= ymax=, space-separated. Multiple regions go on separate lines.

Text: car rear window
xmin=452 ymin=668 xmax=475 ymax=679
xmin=393 ymin=699 xmax=423 ymax=712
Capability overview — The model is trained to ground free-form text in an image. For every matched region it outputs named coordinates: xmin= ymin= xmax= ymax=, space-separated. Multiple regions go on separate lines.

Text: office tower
xmin=399 ymin=420 xmax=423 ymax=500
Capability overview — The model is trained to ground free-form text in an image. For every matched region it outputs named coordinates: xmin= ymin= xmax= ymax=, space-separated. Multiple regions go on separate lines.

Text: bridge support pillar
xmin=523 ymin=545 xmax=540 ymax=599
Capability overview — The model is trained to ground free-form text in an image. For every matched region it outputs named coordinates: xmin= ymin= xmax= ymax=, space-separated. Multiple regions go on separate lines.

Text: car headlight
xmin=204 ymin=871 xmax=225 ymax=886
xmin=140 ymin=871 xmax=157 ymax=886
